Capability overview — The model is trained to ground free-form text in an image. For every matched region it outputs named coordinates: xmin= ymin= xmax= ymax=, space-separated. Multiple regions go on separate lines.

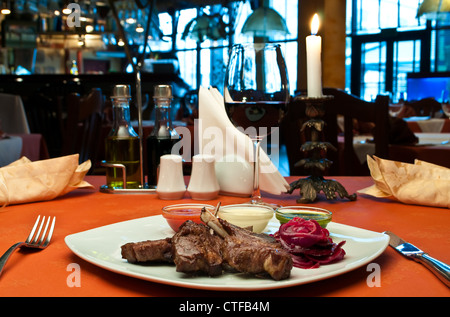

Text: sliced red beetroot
xmin=274 ymin=217 xmax=346 ymax=269
xmin=275 ymin=217 xmax=328 ymax=248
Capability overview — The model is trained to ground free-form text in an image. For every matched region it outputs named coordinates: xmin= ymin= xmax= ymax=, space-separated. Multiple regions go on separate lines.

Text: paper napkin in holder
xmin=198 ymin=86 xmax=289 ymax=196
xmin=0 ymin=154 xmax=93 ymax=207
xmin=358 ymin=155 xmax=450 ymax=208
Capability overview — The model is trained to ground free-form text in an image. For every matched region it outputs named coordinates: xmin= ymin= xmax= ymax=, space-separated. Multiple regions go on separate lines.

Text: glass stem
xmin=251 ymin=139 xmax=262 ymax=204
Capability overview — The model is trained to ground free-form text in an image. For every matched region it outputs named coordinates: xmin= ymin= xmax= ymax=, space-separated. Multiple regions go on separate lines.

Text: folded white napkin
xmin=198 ymin=86 xmax=289 ymax=196
xmin=358 ymin=155 xmax=450 ymax=208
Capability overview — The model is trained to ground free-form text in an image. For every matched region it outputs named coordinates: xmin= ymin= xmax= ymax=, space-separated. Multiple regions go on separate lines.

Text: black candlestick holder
xmin=287 ymin=95 xmax=356 ymax=203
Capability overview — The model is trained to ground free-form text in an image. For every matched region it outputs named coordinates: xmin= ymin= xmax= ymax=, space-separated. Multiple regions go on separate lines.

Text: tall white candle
xmin=306 ymin=14 xmax=323 ymax=97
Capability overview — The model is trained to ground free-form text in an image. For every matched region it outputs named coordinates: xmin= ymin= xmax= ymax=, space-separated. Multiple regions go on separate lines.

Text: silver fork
xmin=0 ymin=215 xmax=56 ymax=277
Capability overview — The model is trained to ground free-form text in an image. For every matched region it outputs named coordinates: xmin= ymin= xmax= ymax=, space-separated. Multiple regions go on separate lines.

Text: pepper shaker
xmin=187 ymin=154 xmax=220 ymax=200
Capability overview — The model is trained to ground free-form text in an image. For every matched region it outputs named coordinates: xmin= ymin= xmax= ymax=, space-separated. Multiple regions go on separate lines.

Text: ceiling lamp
xmin=1 ymin=1 xmax=11 ymax=15
xmin=417 ymin=0 xmax=450 ymax=19
xmin=242 ymin=6 xmax=289 ymax=38
xmin=77 ymin=35 xmax=85 ymax=47
xmin=135 ymin=24 xmax=144 ymax=33
xmin=62 ymin=7 xmax=72 ymax=15
xmin=182 ymin=13 xmax=227 ymax=42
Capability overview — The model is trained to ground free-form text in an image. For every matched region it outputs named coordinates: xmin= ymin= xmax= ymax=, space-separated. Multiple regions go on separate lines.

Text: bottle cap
xmin=154 ymin=85 xmax=172 ymax=99
xmin=112 ymin=84 xmax=131 ymax=98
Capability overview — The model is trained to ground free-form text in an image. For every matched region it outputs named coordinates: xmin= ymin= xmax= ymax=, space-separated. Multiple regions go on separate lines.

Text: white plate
xmin=65 ymin=215 xmax=389 ymax=291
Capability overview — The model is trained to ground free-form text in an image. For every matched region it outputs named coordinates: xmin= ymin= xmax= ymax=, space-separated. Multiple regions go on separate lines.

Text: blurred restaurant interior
xmin=0 ymin=0 xmax=449 ymax=177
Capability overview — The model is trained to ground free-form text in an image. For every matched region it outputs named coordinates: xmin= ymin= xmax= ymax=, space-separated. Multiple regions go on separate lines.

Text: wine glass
xmin=224 ymin=43 xmax=289 ymax=205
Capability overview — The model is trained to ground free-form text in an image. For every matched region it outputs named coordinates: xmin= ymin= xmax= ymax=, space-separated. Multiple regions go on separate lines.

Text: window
xmin=346 ymin=0 xmax=450 ymax=102
xmin=152 ymin=0 xmax=298 ymax=96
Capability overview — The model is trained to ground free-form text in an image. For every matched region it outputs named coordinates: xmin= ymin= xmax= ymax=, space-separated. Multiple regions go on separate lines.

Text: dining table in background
xmin=405 ymin=117 xmax=450 ymax=133
xmin=389 ymin=133 xmax=450 ymax=168
xmin=348 ymin=133 xmax=450 ymax=171
xmin=0 ymin=175 xmax=448 ymax=298
xmin=0 ymin=93 xmax=30 ymax=135
xmin=0 ymin=135 xmax=22 ymax=167
xmin=0 ymin=133 xmax=49 ymax=167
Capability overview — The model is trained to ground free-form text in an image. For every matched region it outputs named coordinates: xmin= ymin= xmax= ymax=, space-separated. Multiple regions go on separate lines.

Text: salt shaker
xmin=156 ymin=154 xmax=186 ymax=200
xmin=187 ymin=154 xmax=220 ymax=200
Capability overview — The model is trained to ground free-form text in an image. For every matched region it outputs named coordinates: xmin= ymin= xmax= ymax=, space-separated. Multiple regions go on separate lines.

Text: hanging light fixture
xmin=241 ymin=5 xmax=289 ymax=38
xmin=62 ymin=6 xmax=72 ymax=15
xmin=1 ymin=0 xmax=11 ymax=15
xmin=417 ymin=0 xmax=450 ymax=19
xmin=46 ymin=0 xmax=60 ymax=16
xmin=135 ymin=24 xmax=144 ymax=33
xmin=77 ymin=34 xmax=85 ymax=47
xmin=182 ymin=9 xmax=228 ymax=42
xmin=183 ymin=15 xmax=210 ymax=42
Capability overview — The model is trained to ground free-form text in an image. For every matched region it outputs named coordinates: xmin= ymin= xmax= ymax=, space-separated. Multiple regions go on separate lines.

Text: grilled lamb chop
xmin=171 ymin=220 xmax=224 ymax=276
xmin=121 ymin=208 xmax=293 ymax=280
xmin=201 ymin=209 xmax=293 ymax=280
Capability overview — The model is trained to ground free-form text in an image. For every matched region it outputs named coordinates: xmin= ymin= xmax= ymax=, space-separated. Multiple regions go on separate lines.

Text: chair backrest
xmin=62 ymin=88 xmax=104 ymax=168
xmin=281 ymin=88 xmax=390 ymax=176
xmin=324 ymin=88 xmax=390 ymax=175
xmin=0 ymin=93 xmax=30 ymax=134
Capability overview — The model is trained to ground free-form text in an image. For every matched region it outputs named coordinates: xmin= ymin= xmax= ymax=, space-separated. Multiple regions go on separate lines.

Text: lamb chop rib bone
xmin=200 ymin=207 xmax=229 ymax=238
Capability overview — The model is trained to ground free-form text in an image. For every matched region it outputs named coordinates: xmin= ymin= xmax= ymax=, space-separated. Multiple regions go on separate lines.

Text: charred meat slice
xmin=217 ymin=219 xmax=292 ymax=281
xmin=171 ymin=220 xmax=223 ymax=277
xmin=222 ymin=235 xmax=292 ymax=280
xmin=121 ymin=238 xmax=173 ymax=263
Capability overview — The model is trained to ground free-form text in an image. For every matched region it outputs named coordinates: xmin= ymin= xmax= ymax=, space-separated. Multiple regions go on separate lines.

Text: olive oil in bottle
xmin=105 ymin=85 xmax=142 ymax=189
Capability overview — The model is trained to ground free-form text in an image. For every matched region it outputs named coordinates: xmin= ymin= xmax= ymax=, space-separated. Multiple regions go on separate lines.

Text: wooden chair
xmin=281 ymin=88 xmax=390 ymax=176
xmin=62 ymin=88 xmax=104 ymax=170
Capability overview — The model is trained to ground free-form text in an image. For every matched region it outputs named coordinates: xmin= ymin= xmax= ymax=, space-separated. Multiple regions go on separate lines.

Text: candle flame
xmin=311 ymin=14 xmax=320 ymax=35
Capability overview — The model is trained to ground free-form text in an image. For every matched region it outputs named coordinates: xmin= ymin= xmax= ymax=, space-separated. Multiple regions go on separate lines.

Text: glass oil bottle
xmin=105 ymin=84 xmax=142 ymax=189
xmin=147 ymin=85 xmax=181 ymax=188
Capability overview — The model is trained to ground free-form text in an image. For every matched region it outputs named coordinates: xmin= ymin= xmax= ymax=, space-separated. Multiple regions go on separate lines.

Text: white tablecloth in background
xmin=0 ymin=136 xmax=22 ymax=166
xmin=352 ymin=133 xmax=450 ymax=164
xmin=0 ymin=93 xmax=30 ymax=134
xmin=404 ymin=117 xmax=445 ymax=133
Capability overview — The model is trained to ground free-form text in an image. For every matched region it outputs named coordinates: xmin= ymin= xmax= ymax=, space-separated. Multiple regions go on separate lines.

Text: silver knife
xmin=384 ymin=231 xmax=450 ymax=287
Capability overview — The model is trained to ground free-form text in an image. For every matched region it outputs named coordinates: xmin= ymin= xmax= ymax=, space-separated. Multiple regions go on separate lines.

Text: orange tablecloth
xmin=0 ymin=176 xmax=448 ymax=298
